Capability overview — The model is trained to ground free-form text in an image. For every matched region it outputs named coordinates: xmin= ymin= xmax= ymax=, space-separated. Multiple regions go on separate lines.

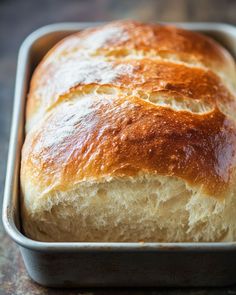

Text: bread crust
xmin=21 ymin=21 xmax=236 ymax=242
xmin=26 ymin=21 xmax=236 ymax=131
xmin=22 ymin=95 xmax=236 ymax=197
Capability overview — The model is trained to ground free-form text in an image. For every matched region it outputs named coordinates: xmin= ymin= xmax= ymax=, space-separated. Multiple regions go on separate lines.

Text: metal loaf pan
xmin=3 ymin=22 xmax=236 ymax=288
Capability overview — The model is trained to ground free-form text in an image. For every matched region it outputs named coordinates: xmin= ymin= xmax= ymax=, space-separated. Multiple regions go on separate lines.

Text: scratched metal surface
xmin=1 ymin=0 xmax=236 ymax=294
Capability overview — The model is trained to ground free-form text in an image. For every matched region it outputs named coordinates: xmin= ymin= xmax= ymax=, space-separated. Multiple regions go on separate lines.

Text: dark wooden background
xmin=1 ymin=0 xmax=236 ymax=294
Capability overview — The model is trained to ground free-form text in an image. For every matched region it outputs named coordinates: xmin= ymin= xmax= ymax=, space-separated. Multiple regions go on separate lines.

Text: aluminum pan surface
xmin=3 ymin=22 xmax=236 ymax=252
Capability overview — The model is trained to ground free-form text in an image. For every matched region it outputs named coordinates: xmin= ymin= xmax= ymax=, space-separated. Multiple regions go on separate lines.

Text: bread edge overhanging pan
xmin=3 ymin=22 xmax=236 ymax=287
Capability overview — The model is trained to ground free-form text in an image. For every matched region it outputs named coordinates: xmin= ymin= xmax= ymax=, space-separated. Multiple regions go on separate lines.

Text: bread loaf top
xmin=22 ymin=21 xmax=236 ymax=207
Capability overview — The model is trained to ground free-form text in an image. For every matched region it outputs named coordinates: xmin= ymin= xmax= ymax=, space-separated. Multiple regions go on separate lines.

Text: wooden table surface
xmin=1 ymin=0 xmax=236 ymax=294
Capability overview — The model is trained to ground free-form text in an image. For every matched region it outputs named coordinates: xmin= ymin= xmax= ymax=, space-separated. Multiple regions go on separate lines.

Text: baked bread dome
xmin=21 ymin=21 xmax=236 ymax=242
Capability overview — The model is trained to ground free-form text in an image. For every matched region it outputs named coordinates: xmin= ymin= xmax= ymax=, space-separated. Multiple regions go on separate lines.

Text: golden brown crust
xmin=44 ymin=20 xmax=235 ymax=75
xmin=22 ymin=95 xmax=236 ymax=198
xmin=22 ymin=20 xmax=236 ymax=201
xmin=26 ymin=21 xmax=236 ymax=128
xmin=27 ymin=58 xmax=236 ymax=125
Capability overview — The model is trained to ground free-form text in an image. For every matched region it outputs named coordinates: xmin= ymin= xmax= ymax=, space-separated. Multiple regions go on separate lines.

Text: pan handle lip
xmin=12 ymin=22 xmax=236 ymax=58
xmin=3 ymin=211 xmax=236 ymax=253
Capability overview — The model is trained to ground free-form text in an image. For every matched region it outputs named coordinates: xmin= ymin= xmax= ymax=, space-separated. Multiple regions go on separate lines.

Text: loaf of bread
xmin=21 ymin=20 xmax=236 ymax=242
